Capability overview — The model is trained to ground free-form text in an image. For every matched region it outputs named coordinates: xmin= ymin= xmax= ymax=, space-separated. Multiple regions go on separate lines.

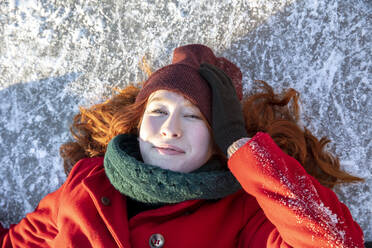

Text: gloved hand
xmin=198 ymin=63 xmax=247 ymax=156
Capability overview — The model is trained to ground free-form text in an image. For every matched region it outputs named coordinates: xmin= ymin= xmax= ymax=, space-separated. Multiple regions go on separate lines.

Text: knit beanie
xmin=135 ymin=44 xmax=242 ymax=124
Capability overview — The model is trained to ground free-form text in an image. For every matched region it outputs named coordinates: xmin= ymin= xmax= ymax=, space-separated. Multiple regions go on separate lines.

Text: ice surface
xmin=0 ymin=0 xmax=371 ymax=241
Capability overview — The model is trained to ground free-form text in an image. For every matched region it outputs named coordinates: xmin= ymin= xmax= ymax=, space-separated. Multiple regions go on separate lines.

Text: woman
xmin=0 ymin=44 xmax=365 ymax=247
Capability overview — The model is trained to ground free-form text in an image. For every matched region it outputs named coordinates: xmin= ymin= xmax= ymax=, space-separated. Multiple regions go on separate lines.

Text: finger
xmin=199 ymin=66 xmax=224 ymax=89
xmin=200 ymin=63 xmax=234 ymax=90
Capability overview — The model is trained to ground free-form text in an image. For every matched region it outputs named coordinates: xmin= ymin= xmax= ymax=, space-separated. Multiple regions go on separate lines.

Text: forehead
xmin=147 ymin=90 xmax=195 ymax=108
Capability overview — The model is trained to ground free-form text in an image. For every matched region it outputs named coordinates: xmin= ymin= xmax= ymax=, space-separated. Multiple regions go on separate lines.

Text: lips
xmin=153 ymin=144 xmax=185 ymax=155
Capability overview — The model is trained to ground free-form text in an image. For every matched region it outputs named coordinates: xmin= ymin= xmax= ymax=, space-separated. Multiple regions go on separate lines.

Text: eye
xmin=185 ymin=114 xmax=202 ymax=120
xmin=149 ymin=109 xmax=167 ymax=115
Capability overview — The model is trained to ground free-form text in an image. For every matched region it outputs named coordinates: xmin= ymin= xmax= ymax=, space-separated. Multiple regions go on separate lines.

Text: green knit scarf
xmin=103 ymin=133 xmax=241 ymax=204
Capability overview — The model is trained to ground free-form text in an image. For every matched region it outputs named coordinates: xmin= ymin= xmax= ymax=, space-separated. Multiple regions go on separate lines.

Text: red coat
xmin=0 ymin=132 xmax=364 ymax=247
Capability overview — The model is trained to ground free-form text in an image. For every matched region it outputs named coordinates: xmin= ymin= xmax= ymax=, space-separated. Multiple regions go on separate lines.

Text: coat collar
xmin=82 ymin=163 xmax=131 ymax=248
xmin=81 ymin=161 xmax=206 ymax=247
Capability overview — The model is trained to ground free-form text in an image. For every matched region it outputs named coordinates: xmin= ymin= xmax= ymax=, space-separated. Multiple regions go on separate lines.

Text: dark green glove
xmin=198 ymin=63 xmax=247 ymax=156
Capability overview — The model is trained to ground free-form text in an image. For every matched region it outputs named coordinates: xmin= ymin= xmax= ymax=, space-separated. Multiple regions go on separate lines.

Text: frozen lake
xmin=0 ymin=0 xmax=371 ymax=242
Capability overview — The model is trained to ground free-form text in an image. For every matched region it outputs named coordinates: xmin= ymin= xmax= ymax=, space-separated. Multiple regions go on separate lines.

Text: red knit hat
xmin=136 ymin=44 xmax=242 ymax=124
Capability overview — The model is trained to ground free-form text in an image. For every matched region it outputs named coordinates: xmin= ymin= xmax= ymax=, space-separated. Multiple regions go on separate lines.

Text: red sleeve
xmin=228 ymin=132 xmax=364 ymax=248
xmin=0 ymin=158 xmax=99 ymax=248
xmin=0 ymin=224 xmax=7 ymax=243
xmin=1 ymin=189 xmax=60 ymax=247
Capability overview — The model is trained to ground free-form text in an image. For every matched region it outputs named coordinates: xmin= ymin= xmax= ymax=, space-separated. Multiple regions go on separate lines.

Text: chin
xmin=152 ymin=160 xmax=187 ymax=173
xmin=158 ymin=162 xmax=184 ymax=172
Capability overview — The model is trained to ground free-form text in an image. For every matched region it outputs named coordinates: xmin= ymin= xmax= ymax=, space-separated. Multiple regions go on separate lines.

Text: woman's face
xmin=139 ymin=90 xmax=213 ymax=173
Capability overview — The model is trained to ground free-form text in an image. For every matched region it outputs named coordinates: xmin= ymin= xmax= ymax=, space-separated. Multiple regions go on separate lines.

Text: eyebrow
xmin=148 ymin=96 xmax=194 ymax=108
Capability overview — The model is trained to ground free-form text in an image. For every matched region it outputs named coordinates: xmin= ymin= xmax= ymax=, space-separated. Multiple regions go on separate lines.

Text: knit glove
xmin=198 ymin=63 xmax=247 ymax=156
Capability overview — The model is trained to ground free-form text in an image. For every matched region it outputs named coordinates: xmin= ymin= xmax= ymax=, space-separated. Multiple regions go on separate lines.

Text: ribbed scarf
xmin=103 ymin=133 xmax=241 ymax=204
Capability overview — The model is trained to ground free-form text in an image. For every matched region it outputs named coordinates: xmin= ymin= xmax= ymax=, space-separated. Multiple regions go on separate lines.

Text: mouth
xmin=153 ymin=145 xmax=185 ymax=155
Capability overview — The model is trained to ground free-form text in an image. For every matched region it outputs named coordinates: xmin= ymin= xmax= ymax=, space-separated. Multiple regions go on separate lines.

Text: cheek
xmin=139 ymin=116 xmax=158 ymax=140
xmin=189 ymin=124 xmax=212 ymax=154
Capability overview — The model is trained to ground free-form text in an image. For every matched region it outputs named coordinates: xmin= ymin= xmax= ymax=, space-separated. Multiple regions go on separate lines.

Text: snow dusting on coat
xmin=228 ymin=132 xmax=363 ymax=247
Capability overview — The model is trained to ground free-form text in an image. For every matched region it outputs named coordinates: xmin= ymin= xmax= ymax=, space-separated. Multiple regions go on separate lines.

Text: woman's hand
xmin=198 ymin=63 xmax=248 ymax=156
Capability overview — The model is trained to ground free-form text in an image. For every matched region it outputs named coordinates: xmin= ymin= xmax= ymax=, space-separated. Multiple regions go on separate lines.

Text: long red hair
xmin=60 ymin=71 xmax=363 ymax=189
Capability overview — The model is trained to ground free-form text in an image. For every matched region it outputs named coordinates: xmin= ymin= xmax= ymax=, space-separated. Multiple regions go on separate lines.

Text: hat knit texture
xmin=136 ymin=44 xmax=242 ymax=124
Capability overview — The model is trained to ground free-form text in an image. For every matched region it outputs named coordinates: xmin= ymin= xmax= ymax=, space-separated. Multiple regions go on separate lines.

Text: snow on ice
xmin=0 ymin=0 xmax=371 ymax=241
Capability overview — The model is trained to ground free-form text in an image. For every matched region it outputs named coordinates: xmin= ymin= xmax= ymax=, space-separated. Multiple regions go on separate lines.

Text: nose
xmin=160 ymin=114 xmax=182 ymax=138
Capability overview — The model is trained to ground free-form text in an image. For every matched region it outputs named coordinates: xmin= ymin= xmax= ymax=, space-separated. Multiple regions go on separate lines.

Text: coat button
xmin=149 ymin=233 xmax=165 ymax=248
xmin=101 ymin=196 xmax=111 ymax=206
